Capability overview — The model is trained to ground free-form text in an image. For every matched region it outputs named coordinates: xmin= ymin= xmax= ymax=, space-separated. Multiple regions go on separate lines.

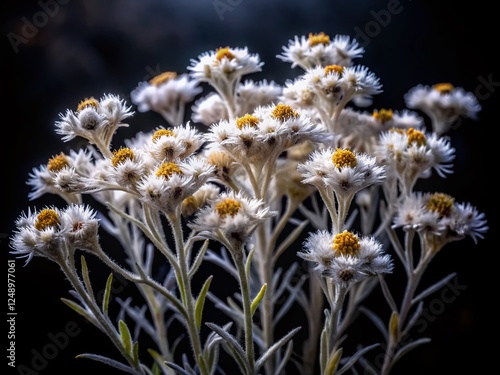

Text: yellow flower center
xmin=433 ymin=83 xmax=454 ymax=94
xmin=149 ymin=71 xmax=177 ymax=86
xmin=235 ymin=114 xmax=260 ymax=129
xmin=215 ymin=198 xmax=242 ymax=218
xmin=111 ymin=147 xmax=135 ymax=167
xmin=152 ymin=128 xmax=175 ymax=141
xmin=426 ymin=192 xmax=454 ymax=217
xmin=332 ymin=148 xmax=357 ymax=169
xmin=406 ymin=128 xmax=426 ymax=147
xmin=271 ymin=103 xmax=300 ymax=121
xmin=77 ymin=97 xmax=99 ymax=112
xmin=324 ymin=64 xmax=344 ymax=75
xmin=156 ymin=162 xmax=183 ymax=179
xmin=308 ymin=32 xmax=330 ymax=46
xmin=35 ymin=209 xmax=60 ymax=231
xmin=372 ymin=108 xmax=394 ymax=124
xmin=332 ymin=230 xmax=360 ymax=257
xmin=215 ymin=47 xmax=235 ymax=61
xmin=47 ymin=153 xmax=69 ymax=172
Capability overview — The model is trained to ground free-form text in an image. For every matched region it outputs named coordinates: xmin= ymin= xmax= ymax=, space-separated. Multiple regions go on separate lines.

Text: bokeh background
xmin=3 ymin=0 xmax=498 ymax=374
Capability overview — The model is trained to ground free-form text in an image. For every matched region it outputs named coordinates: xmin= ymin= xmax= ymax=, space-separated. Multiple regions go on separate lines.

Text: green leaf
xmin=80 ymin=255 xmax=95 ymax=301
xmin=324 ymin=348 xmax=342 ymax=375
xmin=132 ymin=341 xmax=139 ymax=367
xmin=102 ymin=273 xmax=113 ymax=316
xmin=195 ymin=276 xmax=213 ymax=331
xmin=245 ymin=247 xmax=255 ymax=278
xmin=251 ymin=283 xmax=267 ymax=316
xmin=119 ymin=320 xmax=133 ymax=355
xmin=61 ymin=298 xmax=92 ymax=320
xmin=188 ymin=239 xmax=210 ymax=278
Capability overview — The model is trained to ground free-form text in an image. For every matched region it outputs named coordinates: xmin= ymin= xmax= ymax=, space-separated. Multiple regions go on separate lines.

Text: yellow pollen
xmin=149 ymin=71 xmax=177 ymax=86
xmin=235 ymin=114 xmax=260 ymax=129
xmin=332 ymin=148 xmax=357 ymax=169
xmin=111 ymin=147 xmax=135 ymax=167
xmin=77 ymin=97 xmax=99 ymax=112
xmin=324 ymin=65 xmax=344 ymax=75
xmin=152 ymin=128 xmax=175 ymax=141
xmin=426 ymin=192 xmax=454 ymax=217
xmin=34 ymin=209 xmax=60 ymax=231
xmin=372 ymin=109 xmax=394 ymax=124
xmin=47 ymin=153 xmax=69 ymax=172
xmin=271 ymin=103 xmax=300 ymax=121
xmin=406 ymin=128 xmax=427 ymax=147
xmin=308 ymin=32 xmax=330 ymax=46
xmin=332 ymin=230 xmax=360 ymax=257
xmin=156 ymin=162 xmax=183 ymax=179
xmin=215 ymin=198 xmax=242 ymax=218
xmin=215 ymin=47 xmax=235 ymax=61
xmin=433 ymin=83 xmax=454 ymax=94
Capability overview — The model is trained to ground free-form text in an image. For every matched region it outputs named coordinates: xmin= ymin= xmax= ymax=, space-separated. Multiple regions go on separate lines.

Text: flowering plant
xmin=10 ymin=32 xmax=488 ymax=375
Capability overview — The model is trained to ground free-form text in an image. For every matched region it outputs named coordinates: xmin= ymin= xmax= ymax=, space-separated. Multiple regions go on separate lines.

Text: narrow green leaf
xmin=61 ymin=298 xmax=92 ymax=320
xmin=320 ymin=327 xmax=328 ymax=373
xmin=102 ymin=273 xmax=113 ymax=316
xmin=151 ymin=362 xmax=161 ymax=375
xmin=245 ymin=247 xmax=255 ymax=278
xmin=325 ymin=348 xmax=343 ymax=375
xmin=132 ymin=341 xmax=139 ymax=366
xmin=195 ymin=276 xmax=213 ymax=331
xmin=389 ymin=311 xmax=400 ymax=342
xmin=188 ymin=239 xmax=210 ymax=278
xmin=251 ymin=283 xmax=267 ymax=316
xmin=80 ymin=255 xmax=95 ymax=301
xmin=119 ymin=320 xmax=133 ymax=355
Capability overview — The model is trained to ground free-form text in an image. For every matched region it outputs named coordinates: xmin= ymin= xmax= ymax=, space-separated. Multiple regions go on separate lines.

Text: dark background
xmin=3 ymin=1 xmax=498 ymax=374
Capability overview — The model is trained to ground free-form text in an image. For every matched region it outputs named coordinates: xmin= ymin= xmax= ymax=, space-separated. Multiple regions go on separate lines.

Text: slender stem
xmin=232 ymin=248 xmax=256 ymax=374
xmin=59 ymin=260 xmax=142 ymax=374
xmin=167 ymin=212 xmax=208 ymax=375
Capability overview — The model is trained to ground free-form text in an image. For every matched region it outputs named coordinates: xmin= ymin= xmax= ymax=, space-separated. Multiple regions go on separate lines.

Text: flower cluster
xmin=10 ymin=31 xmax=487 ymax=375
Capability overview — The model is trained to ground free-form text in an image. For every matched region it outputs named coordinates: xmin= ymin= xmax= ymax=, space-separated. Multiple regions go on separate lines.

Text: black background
xmin=3 ymin=1 xmax=498 ymax=374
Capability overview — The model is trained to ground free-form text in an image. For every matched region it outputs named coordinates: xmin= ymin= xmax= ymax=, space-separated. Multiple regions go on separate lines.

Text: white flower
xmin=189 ymin=190 xmax=277 ymax=248
xmin=277 ymin=32 xmax=364 ymax=70
xmin=205 ymin=103 xmax=332 ymax=167
xmin=130 ymin=72 xmax=202 ymax=126
xmin=55 ymin=95 xmax=133 ymax=155
xmin=338 ymin=65 xmax=383 ymax=106
xmin=188 ymin=46 xmax=263 ymax=83
xmin=137 ymin=157 xmax=214 ymax=214
xmin=59 ymin=204 xmax=100 ymax=252
xmin=392 ymin=192 xmax=445 ymax=234
xmin=192 ymin=92 xmax=230 ymax=126
xmin=237 ymin=79 xmax=283 ymax=114
xmin=27 ymin=149 xmax=94 ymax=203
xmin=392 ymin=192 xmax=488 ymax=252
xmin=10 ymin=207 xmax=65 ymax=265
xmin=404 ymin=83 xmax=481 ymax=135
xmin=298 ymin=230 xmax=393 ymax=287
xmin=298 ymin=147 xmax=386 ymax=197
xmin=144 ymin=123 xmax=205 ymax=163
xmin=376 ymin=128 xmax=455 ymax=193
